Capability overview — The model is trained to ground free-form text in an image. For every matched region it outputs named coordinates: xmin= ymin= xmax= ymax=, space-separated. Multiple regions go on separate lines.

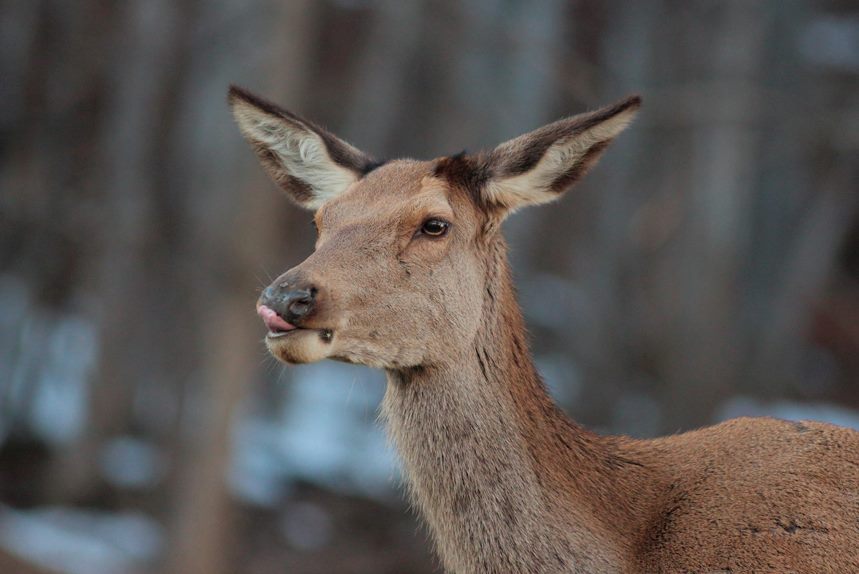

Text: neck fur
xmin=382 ymin=236 xmax=651 ymax=573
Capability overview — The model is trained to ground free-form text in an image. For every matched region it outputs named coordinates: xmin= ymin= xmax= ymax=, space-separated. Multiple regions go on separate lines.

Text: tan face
xmin=261 ymin=161 xmax=487 ymax=369
xmin=230 ymin=85 xmax=639 ymax=370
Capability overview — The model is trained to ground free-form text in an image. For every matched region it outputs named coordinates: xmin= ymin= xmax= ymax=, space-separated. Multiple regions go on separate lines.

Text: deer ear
xmin=481 ymin=95 xmax=641 ymax=214
xmin=228 ymin=85 xmax=377 ymax=210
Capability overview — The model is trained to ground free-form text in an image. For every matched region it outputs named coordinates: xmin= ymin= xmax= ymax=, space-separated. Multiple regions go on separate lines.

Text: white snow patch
xmin=230 ymin=362 xmax=400 ymax=506
xmin=0 ymin=506 xmax=163 ymax=574
xmin=99 ymin=436 xmax=166 ymax=490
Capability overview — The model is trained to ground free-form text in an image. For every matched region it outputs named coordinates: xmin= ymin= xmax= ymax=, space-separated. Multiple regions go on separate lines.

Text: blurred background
xmin=1 ymin=0 xmax=858 ymax=572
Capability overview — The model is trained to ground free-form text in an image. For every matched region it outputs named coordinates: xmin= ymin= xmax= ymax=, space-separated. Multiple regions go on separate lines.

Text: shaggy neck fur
xmin=382 ymin=236 xmax=656 ymax=574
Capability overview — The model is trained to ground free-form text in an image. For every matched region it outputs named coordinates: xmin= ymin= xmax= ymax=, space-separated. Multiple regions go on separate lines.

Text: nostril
xmin=288 ymin=300 xmax=310 ymax=317
xmin=285 ymin=288 xmax=316 ymax=320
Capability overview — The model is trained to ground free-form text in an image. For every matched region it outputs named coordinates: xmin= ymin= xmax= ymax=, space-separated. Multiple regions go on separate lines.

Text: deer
xmin=228 ymin=85 xmax=859 ymax=574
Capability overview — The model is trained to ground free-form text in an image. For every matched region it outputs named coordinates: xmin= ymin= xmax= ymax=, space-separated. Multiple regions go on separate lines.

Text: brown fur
xmin=230 ymin=88 xmax=859 ymax=573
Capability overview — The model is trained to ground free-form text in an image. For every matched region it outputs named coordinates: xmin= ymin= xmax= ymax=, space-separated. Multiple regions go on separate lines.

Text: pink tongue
xmin=257 ymin=305 xmax=297 ymax=332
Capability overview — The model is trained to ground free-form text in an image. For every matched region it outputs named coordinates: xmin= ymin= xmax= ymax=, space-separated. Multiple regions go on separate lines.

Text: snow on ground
xmin=230 ymin=361 xmax=400 ymax=506
xmin=0 ymin=274 xmax=97 ymax=447
xmin=0 ymin=506 xmax=163 ymax=574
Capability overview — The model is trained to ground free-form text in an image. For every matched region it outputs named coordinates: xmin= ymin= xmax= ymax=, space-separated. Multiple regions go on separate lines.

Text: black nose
xmin=261 ymin=281 xmax=318 ymax=324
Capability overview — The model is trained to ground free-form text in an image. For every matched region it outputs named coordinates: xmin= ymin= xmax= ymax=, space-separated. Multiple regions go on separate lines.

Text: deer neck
xmin=382 ymin=237 xmax=648 ymax=574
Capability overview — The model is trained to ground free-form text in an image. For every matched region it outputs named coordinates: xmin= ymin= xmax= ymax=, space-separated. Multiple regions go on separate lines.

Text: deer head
xmin=229 ymin=86 xmax=639 ymax=369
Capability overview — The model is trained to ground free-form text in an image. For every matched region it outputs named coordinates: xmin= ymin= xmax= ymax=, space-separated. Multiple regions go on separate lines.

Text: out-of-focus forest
xmin=1 ymin=1 xmax=857 ymax=573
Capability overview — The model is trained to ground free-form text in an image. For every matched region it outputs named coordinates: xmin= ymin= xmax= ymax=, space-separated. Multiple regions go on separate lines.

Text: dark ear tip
xmin=228 ymin=85 xmax=273 ymax=112
xmin=227 ymin=84 xmax=250 ymax=105
xmin=227 ymin=85 xmax=292 ymax=121
xmin=621 ymin=94 xmax=642 ymax=110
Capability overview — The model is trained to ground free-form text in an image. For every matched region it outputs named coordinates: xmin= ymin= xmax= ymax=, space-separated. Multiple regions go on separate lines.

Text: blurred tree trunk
xmin=653 ymin=2 xmax=768 ymax=431
xmin=574 ymin=0 xmax=659 ymax=429
xmin=48 ymin=0 xmax=193 ymax=503
xmin=3 ymin=0 xmax=321 ymax=572
xmin=163 ymin=2 xmax=320 ymax=573
xmin=344 ymin=0 xmax=425 ymax=155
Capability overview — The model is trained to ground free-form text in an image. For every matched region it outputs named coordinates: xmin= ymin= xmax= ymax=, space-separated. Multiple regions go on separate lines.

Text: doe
xmin=229 ymin=86 xmax=859 ymax=574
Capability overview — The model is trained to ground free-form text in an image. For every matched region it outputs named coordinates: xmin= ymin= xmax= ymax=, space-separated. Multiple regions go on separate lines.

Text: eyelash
xmin=312 ymin=218 xmax=450 ymax=238
xmin=419 ymin=218 xmax=451 ymax=237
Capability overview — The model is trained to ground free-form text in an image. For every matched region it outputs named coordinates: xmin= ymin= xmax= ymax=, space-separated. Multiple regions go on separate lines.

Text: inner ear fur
xmin=228 ymin=85 xmax=380 ymax=209
xmin=435 ymin=95 xmax=641 ymax=218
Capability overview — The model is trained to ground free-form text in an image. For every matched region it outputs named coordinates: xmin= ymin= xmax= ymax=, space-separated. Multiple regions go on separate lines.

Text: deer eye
xmin=420 ymin=218 xmax=450 ymax=237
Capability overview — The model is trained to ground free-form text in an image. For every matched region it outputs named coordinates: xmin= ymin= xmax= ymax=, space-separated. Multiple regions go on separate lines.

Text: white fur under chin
xmin=267 ymin=331 xmax=332 ymax=364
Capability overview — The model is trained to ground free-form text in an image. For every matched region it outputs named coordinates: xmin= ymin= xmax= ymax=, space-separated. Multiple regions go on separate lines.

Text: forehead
xmin=318 ymin=159 xmax=466 ymax=226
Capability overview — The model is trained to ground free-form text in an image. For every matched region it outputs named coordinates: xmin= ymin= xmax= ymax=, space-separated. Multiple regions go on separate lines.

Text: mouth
xmin=258 ymin=304 xmax=334 ymax=364
xmin=257 ymin=304 xmax=333 ymax=342
xmin=257 ymin=305 xmax=300 ymax=337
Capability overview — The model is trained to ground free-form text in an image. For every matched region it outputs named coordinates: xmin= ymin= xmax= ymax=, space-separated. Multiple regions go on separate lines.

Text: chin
xmin=266 ymin=329 xmax=332 ymax=364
